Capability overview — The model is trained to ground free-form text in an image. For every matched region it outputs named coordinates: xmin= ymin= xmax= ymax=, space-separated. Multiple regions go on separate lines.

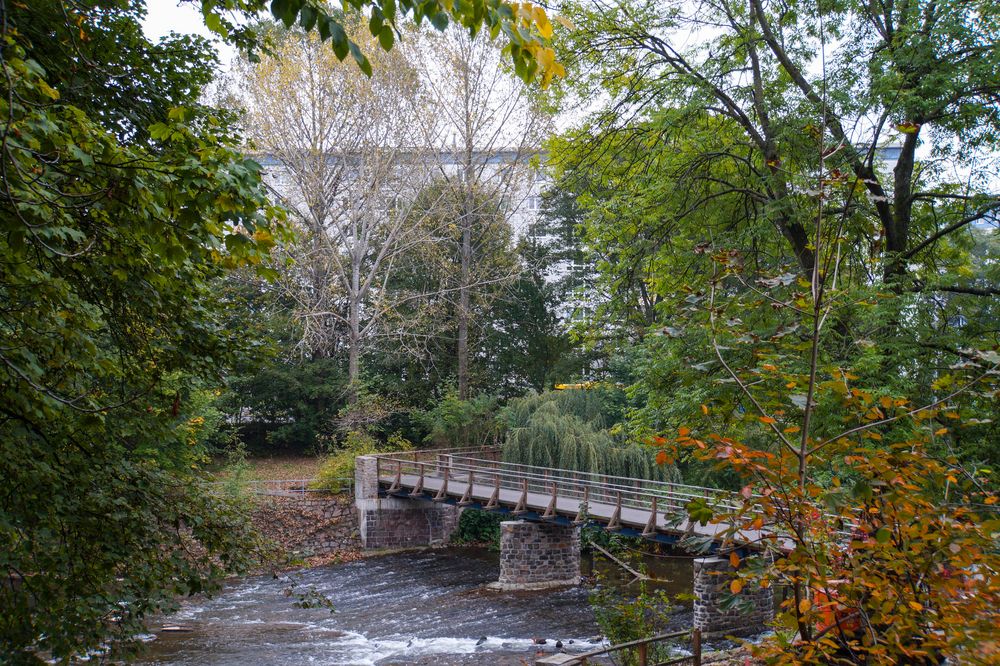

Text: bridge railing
xmin=372 ymin=447 xmax=746 ymax=527
xmin=372 ymin=447 xmax=857 ymax=542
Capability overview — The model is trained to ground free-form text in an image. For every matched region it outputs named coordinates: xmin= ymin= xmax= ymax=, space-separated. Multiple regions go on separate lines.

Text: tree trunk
xmin=458 ymin=199 xmax=472 ymax=401
xmin=348 ymin=257 xmax=361 ymax=404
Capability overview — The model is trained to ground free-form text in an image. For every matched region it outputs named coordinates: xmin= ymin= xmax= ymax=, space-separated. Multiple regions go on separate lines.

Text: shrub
xmin=311 ymin=431 xmax=413 ymax=493
xmin=414 ymin=389 xmax=504 ymax=448
xmin=450 ymin=509 xmax=504 ymax=547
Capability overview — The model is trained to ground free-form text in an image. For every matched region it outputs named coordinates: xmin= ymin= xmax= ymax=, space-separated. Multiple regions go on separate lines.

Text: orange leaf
xmin=761 ymin=363 xmax=777 ymax=371
xmin=729 ymin=551 xmax=740 ymax=568
xmin=730 ymin=579 xmax=744 ymax=594
xmin=701 ymin=404 xmax=709 ymax=415
xmin=759 ymin=416 xmax=777 ymax=424
xmin=784 ymin=425 xmax=801 ymax=433
xmin=655 ymin=450 xmax=670 ymax=466
xmin=678 ymin=426 xmax=691 ymax=437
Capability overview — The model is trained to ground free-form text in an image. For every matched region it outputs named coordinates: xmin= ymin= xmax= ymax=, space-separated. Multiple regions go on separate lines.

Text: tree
xmin=557 ymin=0 xmax=1000 ymax=285
xmin=0 ymin=2 xmax=280 ymax=658
xmin=235 ymin=22 xmax=447 ymax=399
xmin=419 ymin=27 xmax=551 ymax=399
xmin=546 ymin=0 xmax=1000 ymax=660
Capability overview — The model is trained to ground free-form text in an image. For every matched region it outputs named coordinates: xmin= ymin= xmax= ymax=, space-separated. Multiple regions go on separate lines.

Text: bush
xmin=589 ymin=566 xmax=674 ymax=666
xmin=413 ymin=389 xmax=504 ymax=448
xmin=311 ymin=431 xmax=412 ymax=493
xmin=450 ymin=509 xmax=504 ymax=547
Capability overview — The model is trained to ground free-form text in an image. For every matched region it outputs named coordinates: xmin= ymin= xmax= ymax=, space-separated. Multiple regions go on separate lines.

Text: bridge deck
xmin=385 ymin=472 xmax=755 ymax=545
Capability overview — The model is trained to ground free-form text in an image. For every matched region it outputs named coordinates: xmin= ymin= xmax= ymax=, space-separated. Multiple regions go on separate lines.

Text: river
xmin=137 ymin=546 xmax=696 ymax=665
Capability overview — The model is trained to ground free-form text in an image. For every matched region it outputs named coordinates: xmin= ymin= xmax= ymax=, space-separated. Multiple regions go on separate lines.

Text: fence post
xmin=637 ymin=641 xmax=648 ymax=666
xmin=692 ymin=628 xmax=701 ymax=666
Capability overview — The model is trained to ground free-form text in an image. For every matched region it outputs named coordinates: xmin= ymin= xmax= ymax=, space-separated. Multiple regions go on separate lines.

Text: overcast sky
xmin=142 ymin=0 xmax=236 ymax=64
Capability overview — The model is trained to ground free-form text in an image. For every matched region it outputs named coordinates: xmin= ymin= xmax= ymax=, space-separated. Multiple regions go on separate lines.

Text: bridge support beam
xmin=693 ymin=557 xmax=774 ymax=637
xmin=354 ymin=455 xmax=461 ymax=550
xmin=492 ymin=521 xmax=580 ymax=590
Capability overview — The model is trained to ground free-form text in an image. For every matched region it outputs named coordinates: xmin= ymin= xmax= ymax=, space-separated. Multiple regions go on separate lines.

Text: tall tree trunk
xmin=348 ymin=257 xmax=361 ymax=404
xmin=458 ymin=162 xmax=473 ymax=401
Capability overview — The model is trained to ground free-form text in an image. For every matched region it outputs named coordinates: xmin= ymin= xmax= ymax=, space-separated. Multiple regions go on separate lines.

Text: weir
xmin=354 ymin=448 xmax=777 ymax=635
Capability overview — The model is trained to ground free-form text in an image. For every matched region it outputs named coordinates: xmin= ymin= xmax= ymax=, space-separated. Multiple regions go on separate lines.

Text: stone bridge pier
xmin=354 ymin=456 xmax=461 ymax=549
xmin=492 ymin=520 xmax=581 ymax=590
xmin=693 ymin=556 xmax=774 ymax=637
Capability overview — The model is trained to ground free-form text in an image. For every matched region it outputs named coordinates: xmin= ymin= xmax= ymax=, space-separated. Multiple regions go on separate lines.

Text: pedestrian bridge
xmin=365 ymin=446 xmax=778 ymax=546
xmin=354 ymin=447 xmax=780 ymax=636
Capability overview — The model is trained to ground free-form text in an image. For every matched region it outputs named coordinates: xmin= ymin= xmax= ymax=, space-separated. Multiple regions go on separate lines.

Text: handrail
xmin=368 ymin=447 xmax=857 ymax=539
xmin=544 ymin=628 xmax=701 ymax=666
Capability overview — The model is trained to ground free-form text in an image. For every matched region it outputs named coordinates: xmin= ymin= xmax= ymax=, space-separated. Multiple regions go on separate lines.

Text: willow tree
xmin=503 ymin=390 xmax=678 ymax=480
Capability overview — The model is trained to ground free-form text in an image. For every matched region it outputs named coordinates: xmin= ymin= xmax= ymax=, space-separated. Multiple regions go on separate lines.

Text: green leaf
xmin=299 ymin=5 xmax=317 ymax=31
xmin=348 ymin=41 xmax=372 ymax=77
xmin=430 ymin=11 xmax=450 ymax=31
xmin=378 ymin=26 xmax=395 ymax=51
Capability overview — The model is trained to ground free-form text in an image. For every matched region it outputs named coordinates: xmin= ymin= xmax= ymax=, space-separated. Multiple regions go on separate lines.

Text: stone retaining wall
xmin=693 ymin=556 xmax=774 ymax=636
xmin=251 ymin=494 xmax=360 ymax=558
xmin=495 ymin=520 xmax=580 ymax=590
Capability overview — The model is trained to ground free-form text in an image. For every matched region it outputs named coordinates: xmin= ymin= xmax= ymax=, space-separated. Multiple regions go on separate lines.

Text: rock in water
xmin=476 ymin=637 xmax=487 ymax=646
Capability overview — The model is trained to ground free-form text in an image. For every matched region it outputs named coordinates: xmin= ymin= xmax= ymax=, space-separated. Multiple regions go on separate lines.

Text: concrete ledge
xmin=486 ymin=578 xmax=580 ymax=591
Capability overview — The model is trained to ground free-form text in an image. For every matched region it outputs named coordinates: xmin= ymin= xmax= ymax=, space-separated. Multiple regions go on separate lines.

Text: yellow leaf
xmin=799 ymin=598 xmax=812 ymax=614
xmin=879 ymin=396 xmax=893 ymax=409
xmin=908 ymin=601 xmax=923 ymax=611
xmin=701 ymin=404 xmax=709 ymax=415
xmin=554 ymin=14 xmax=576 ymax=30
xmin=730 ymin=579 xmax=744 ymax=594
xmin=935 ymin=427 xmax=948 ymax=436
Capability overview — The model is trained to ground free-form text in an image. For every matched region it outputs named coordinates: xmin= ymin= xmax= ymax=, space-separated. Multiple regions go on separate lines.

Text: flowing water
xmin=137 ymin=547 xmax=695 ymax=666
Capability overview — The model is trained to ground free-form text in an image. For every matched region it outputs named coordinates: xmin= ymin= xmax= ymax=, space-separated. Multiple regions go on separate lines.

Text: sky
xmin=142 ymin=0 xmax=236 ymax=65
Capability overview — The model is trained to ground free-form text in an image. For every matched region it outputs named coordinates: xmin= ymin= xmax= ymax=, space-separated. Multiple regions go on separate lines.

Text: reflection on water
xmin=138 ymin=546 xmax=695 ymax=666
